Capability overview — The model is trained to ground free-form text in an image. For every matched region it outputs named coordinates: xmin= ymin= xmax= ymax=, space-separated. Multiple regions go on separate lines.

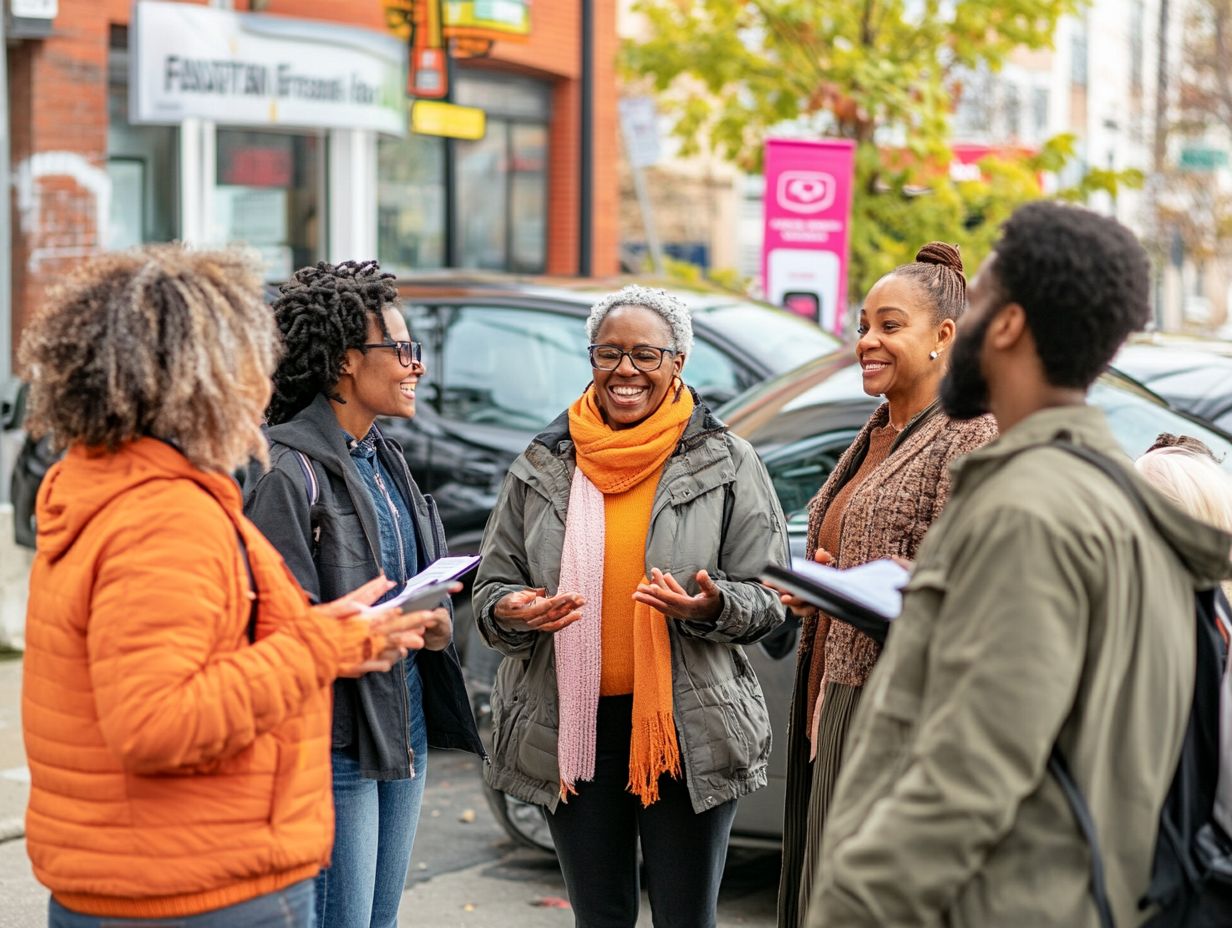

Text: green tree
xmin=622 ymin=0 xmax=1139 ymax=308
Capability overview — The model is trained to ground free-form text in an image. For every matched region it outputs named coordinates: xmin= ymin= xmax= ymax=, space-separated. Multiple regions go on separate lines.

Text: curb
xmin=0 ymin=816 xmax=24 ymax=844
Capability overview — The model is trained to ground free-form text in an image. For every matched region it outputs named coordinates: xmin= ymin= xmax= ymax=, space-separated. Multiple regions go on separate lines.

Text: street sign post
xmin=1179 ymin=146 xmax=1229 ymax=171
xmin=618 ymin=96 xmax=664 ymax=272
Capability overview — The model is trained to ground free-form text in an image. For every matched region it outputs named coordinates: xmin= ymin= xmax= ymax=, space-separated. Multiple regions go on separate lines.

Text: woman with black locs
xmin=244 ymin=260 xmax=483 ymax=928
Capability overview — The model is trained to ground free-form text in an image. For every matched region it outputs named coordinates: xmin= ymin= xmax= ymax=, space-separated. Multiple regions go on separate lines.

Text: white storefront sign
xmin=10 ymin=0 xmax=58 ymax=19
xmin=130 ymin=1 xmax=408 ymax=136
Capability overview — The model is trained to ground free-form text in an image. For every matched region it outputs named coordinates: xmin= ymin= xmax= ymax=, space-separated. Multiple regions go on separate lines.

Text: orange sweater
xmin=23 ymin=439 xmax=385 ymax=918
xmin=600 ymin=468 xmax=663 ymax=695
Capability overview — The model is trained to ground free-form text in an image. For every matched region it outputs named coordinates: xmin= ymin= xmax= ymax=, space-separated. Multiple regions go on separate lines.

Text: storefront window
xmin=213 ymin=129 xmax=323 ymax=281
xmin=377 ymin=134 xmax=447 ymax=273
xmin=509 ymin=122 xmax=547 ymax=272
xmin=107 ymin=32 xmax=179 ymax=248
xmin=377 ymin=70 xmax=549 ymax=273
xmin=456 ymin=121 xmax=510 ymax=270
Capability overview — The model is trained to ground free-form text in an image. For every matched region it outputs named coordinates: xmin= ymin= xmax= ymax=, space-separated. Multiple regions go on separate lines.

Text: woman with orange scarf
xmin=474 ymin=285 xmax=790 ymax=928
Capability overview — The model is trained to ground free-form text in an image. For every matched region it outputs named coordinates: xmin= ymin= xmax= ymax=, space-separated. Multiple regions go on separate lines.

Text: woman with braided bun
xmin=243 ymin=260 xmax=482 ymax=928
xmin=774 ymin=244 xmax=999 ymax=928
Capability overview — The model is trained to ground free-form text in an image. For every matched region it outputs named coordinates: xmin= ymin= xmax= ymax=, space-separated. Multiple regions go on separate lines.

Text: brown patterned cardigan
xmin=801 ymin=401 xmax=999 ymax=691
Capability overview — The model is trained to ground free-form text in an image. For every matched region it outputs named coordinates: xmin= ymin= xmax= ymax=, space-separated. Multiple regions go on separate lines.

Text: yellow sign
xmin=411 ymin=100 xmax=487 ymax=140
xmin=444 ymin=0 xmax=531 ymax=40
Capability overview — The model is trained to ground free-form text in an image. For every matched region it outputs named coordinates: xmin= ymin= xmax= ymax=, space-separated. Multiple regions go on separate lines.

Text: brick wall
xmin=8 ymin=0 xmax=111 ymax=358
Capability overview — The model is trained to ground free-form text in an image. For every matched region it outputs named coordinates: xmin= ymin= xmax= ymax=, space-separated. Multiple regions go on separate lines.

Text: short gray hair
xmin=585 ymin=285 xmax=694 ymax=359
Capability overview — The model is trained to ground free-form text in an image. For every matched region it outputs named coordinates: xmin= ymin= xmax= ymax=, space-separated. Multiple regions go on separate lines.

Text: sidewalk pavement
xmin=0 ymin=656 xmax=42 ymax=928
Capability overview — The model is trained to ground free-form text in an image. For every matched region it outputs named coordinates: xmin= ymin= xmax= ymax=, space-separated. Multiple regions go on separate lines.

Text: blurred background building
xmin=616 ymin=0 xmax=1232 ymax=335
xmin=2 ymin=0 xmax=620 ymax=381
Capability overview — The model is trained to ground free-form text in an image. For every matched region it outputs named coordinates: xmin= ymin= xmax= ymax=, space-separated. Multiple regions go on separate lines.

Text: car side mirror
xmin=2 ymin=380 xmax=28 ymax=431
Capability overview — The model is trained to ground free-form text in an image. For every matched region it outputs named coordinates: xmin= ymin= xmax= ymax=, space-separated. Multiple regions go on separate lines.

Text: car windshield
xmin=692 ymin=301 xmax=841 ymax=370
xmin=1092 ymin=376 xmax=1232 ymax=464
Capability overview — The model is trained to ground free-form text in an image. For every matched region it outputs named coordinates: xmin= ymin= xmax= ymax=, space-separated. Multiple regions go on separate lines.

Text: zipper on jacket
xmin=371 ymin=463 xmax=414 ymax=776
xmin=371 ymin=467 xmax=407 ymax=581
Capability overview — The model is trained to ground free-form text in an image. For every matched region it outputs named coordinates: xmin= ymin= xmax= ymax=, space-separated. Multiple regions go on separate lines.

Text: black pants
xmin=547 ymin=695 xmax=738 ymax=928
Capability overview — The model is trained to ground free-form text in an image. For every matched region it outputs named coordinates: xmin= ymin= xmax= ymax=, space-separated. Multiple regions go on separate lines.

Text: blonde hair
xmin=1135 ymin=446 xmax=1232 ymax=533
xmin=19 ymin=245 xmax=279 ymax=472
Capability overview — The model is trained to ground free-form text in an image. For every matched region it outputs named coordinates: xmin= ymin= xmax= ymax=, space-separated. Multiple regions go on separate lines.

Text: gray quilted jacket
xmin=473 ymin=393 xmax=789 ymax=814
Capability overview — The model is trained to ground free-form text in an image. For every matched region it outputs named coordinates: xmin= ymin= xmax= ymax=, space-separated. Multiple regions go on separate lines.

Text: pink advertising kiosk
xmin=761 ymin=138 xmax=855 ymax=336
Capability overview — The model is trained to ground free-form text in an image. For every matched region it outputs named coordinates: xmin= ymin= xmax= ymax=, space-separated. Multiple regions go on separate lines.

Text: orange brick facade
xmin=5 ymin=0 xmax=618 ymax=367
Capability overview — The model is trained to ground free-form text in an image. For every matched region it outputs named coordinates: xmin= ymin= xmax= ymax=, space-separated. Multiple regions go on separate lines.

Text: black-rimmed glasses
xmin=361 ymin=340 xmax=422 ymax=368
xmin=588 ymin=344 xmax=677 ymax=372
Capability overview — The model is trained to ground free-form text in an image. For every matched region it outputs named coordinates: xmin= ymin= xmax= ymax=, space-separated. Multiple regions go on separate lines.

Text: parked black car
xmin=1113 ymin=336 xmax=1232 ymax=433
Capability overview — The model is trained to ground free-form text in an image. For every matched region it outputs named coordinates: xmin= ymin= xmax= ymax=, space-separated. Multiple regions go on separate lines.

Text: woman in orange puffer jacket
xmin=19 ymin=247 xmax=437 ymax=928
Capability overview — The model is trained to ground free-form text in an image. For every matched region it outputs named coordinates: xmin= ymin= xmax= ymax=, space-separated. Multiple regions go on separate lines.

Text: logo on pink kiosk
xmin=776 ymin=171 xmax=837 ymax=214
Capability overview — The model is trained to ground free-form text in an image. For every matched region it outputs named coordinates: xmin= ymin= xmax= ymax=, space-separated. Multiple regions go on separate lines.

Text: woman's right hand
xmin=316 ymin=576 xmax=431 ymax=677
xmin=493 ymin=588 xmax=585 ymax=634
xmin=777 ymin=547 xmax=835 ymax=618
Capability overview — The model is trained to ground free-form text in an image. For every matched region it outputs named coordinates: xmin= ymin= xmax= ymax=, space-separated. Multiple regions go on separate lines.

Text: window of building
xmin=1071 ymin=30 xmax=1089 ymax=88
xmin=1032 ymin=87 xmax=1051 ymax=137
xmin=454 ymin=73 xmax=550 ymax=272
xmin=106 ymin=27 xmax=179 ymax=248
xmin=378 ymin=134 xmax=447 ymax=273
xmin=213 ymin=129 xmax=324 ymax=281
xmin=377 ymin=71 xmax=549 ymax=274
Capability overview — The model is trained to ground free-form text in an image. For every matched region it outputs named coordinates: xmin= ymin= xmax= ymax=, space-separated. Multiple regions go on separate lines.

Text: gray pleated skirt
xmin=777 ymin=681 xmax=865 ymax=928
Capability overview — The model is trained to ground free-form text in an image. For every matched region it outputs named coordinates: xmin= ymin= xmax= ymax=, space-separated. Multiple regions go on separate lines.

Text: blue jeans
xmin=316 ymin=661 xmax=428 ymax=928
xmin=49 ymin=879 xmax=315 ymax=927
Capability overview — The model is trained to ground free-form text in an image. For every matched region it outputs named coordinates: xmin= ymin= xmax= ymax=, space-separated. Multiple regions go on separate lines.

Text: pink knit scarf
xmin=554 ymin=468 xmax=605 ymax=796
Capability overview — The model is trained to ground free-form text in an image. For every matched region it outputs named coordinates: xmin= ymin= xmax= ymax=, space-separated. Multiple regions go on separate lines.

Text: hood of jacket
xmin=953 ymin=404 xmax=1232 ymax=590
xmin=37 ymin=437 xmax=239 ymax=565
xmin=265 ymin=393 xmax=364 ymax=480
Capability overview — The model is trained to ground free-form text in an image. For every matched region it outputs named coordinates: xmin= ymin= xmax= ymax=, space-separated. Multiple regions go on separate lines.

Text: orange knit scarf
xmin=567 ymin=383 xmax=694 ymax=804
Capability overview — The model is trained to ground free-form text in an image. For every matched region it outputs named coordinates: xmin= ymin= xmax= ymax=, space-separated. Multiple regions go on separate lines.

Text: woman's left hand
xmin=634 ymin=568 xmax=723 ymax=623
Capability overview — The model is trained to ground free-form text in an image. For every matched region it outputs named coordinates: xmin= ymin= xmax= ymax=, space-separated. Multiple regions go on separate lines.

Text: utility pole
xmin=0 ymin=3 xmax=16 ymax=509
xmin=578 ymin=0 xmax=593 ymax=276
xmin=1152 ymin=0 xmax=1182 ymax=330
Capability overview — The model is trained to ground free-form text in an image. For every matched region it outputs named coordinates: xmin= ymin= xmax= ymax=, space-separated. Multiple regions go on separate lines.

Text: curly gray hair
xmin=585 ymin=285 xmax=694 ymax=359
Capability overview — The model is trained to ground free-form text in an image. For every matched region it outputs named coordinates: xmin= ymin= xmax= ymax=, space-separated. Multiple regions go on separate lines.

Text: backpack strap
xmin=1049 ymin=747 xmax=1117 ymax=928
xmin=1039 ymin=438 xmax=1218 ymax=928
xmin=291 ymin=449 xmax=320 ymax=507
xmin=235 ymin=529 xmax=260 ymax=644
xmin=1037 ymin=440 xmax=1153 ymax=928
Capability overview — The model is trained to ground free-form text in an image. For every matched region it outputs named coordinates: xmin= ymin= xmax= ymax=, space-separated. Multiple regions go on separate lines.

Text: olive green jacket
xmin=810 ymin=405 xmax=1232 ymax=928
xmin=473 ymin=396 xmax=790 ymax=814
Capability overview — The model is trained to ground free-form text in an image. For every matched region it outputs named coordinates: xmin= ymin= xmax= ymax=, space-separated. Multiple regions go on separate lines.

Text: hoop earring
xmin=673 ymin=375 xmax=685 ymax=402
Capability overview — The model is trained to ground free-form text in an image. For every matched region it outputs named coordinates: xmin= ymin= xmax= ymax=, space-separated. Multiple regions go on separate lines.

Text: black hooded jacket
xmin=244 ymin=393 xmax=483 ymax=779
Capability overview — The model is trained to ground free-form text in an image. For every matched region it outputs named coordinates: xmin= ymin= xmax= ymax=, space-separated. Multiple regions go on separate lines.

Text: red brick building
xmin=5 ymin=0 xmax=619 ymax=367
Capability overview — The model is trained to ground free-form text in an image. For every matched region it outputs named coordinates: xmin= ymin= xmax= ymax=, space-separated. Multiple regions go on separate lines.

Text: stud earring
xmin=929 ymin=351 xmax=939 ymax=361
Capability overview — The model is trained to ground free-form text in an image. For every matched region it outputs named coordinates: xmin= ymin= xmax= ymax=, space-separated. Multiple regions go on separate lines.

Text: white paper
xmin=791 ymin=558 xmax=910 ymax=620
xmin=384 ymin=556 xmax=481 ymax=610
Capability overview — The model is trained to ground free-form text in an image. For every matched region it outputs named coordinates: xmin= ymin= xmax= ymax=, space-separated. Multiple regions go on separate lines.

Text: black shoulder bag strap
xmin=1042 ymin=438 xmax=1181 ymax=928
xmin=235 ymin=530 xmax=260 ymax=644
xmin=1049 ymin=746 xmax=1118 ymax=928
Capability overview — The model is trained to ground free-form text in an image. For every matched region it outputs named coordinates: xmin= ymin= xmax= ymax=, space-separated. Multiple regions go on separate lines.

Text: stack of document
xmin=760 ymin=558 xmax=910 ymax=644
xmin=379 ymin=555 xmax=482 ymax=615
